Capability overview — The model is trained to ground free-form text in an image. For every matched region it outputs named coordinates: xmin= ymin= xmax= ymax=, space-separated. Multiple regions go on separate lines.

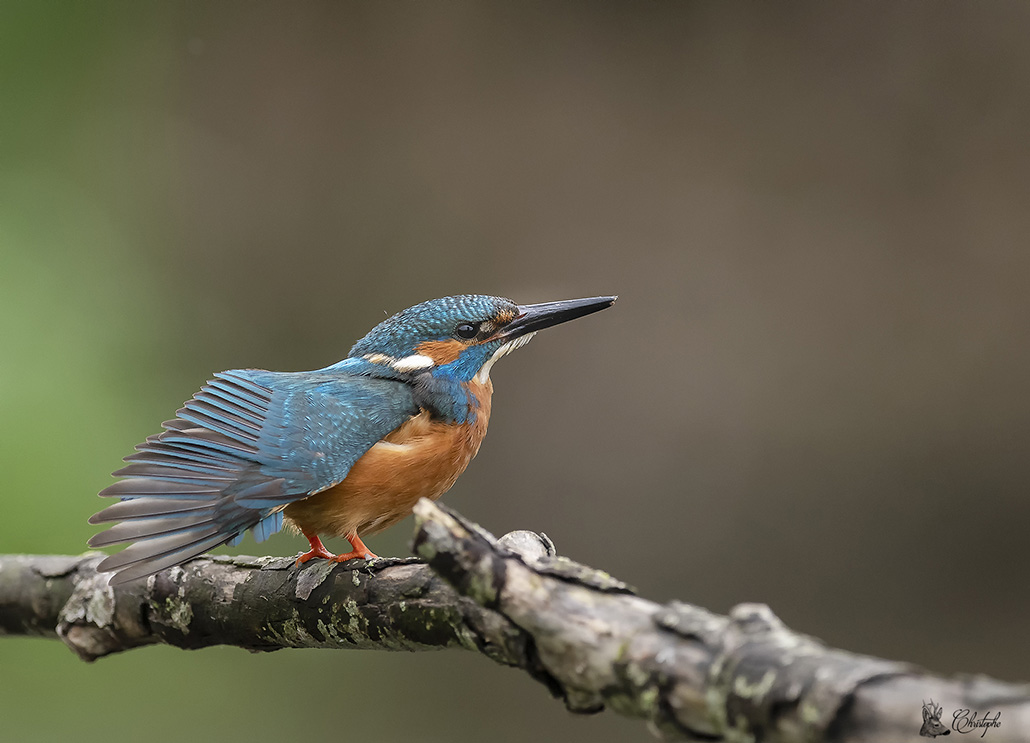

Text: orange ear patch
xmin=417 ymin=339 xmax=465 ymax=364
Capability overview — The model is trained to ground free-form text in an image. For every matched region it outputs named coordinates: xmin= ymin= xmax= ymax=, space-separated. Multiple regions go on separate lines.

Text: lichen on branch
xmin=1 ymin=500 xmax=1027 ymax=742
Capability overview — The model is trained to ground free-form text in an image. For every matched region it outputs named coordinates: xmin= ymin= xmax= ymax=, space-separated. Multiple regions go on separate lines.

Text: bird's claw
xmin=295 ymin=546 xmax=336 ymax=566
xmin=330 ymin=550 xmax=378 ymax=564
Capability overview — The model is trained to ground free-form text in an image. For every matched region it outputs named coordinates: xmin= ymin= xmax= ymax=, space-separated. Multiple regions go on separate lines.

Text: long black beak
xmin=496 ymin=295 xmax=617 ymax=341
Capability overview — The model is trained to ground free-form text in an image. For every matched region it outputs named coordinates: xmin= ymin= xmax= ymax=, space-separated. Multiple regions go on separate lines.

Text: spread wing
xmin=89 ymin=368 xmax=418 ymax=585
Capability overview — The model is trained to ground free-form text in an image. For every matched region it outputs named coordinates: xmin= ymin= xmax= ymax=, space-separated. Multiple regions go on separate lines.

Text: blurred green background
xmin=2 ymin=3 xmax=1029 ymax=741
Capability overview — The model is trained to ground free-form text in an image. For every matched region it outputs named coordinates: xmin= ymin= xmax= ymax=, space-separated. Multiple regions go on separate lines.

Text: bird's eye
xmin=454 ymin=322 xmax=479 ymax=340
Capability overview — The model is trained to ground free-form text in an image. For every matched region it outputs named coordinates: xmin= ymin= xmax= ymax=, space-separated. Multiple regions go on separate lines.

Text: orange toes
xmin=330 ymin=533 xmax=377 ymax=563
xmin=296 ymin=531 xmax=377 ymax=565
xmin=330 ymin=548 xmax=378 ymax=564
xmin=296 ymin=546 xmax=336 ymax=565
xmin=296 ymin=532 xmax=336 ymax=565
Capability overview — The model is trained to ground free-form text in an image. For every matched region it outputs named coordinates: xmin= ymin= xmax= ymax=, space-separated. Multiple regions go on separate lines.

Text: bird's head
xmin=348 ymin=294 xmax=616 ymax=383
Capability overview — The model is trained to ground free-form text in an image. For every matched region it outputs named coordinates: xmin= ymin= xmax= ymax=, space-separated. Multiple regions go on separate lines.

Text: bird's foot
xmin=295 ymin=543 xmax=336 ymax=566
xmin=331 ymin=548 xmax=378 ymax=564
xmin=330 ymin=532 xmax=378 ymax=563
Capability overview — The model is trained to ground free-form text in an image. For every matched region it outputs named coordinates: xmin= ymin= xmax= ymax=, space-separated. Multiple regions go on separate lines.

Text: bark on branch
xmin=1 ymin=499 xmax=1027 ymax=742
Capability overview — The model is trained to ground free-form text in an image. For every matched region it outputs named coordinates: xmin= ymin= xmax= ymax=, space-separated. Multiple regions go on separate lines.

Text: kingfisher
xmin=89 ymin=294 xmax=615 ymax=585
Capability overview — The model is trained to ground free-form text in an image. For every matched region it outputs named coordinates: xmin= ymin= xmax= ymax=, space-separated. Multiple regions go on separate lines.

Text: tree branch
xmin=1 ymin=499 xmax=1027 ymax=742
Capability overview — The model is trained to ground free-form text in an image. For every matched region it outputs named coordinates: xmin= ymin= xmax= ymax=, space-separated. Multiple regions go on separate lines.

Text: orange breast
xmin=283 ymin=379 xmax=492 ymax=539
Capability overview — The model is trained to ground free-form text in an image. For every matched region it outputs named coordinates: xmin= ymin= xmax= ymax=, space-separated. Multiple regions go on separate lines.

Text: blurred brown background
xmin=1 ymin=3 xmax=1028 ymax=742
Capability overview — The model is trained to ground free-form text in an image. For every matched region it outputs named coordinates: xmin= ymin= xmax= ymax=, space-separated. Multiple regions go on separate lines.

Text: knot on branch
xmin=56 ymin=554 xmax=124 ymax=661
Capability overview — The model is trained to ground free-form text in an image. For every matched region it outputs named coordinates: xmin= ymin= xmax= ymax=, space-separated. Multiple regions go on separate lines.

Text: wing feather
xmin=100 ymin=531 xmax=233 ymax=585
xmin=90 ymin=368 xmax=418 ymax=584
xmin=88 ymin=512 xmax=219 ymax=547
xmin=193 ymin=391 xmax=264 ymax=424
xmin=89 ymin=498 xmax=215 ymax=522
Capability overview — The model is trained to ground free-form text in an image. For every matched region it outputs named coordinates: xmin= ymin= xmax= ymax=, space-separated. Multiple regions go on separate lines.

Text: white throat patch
xmin=474 ymin=332 xmax=536 ymax=384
